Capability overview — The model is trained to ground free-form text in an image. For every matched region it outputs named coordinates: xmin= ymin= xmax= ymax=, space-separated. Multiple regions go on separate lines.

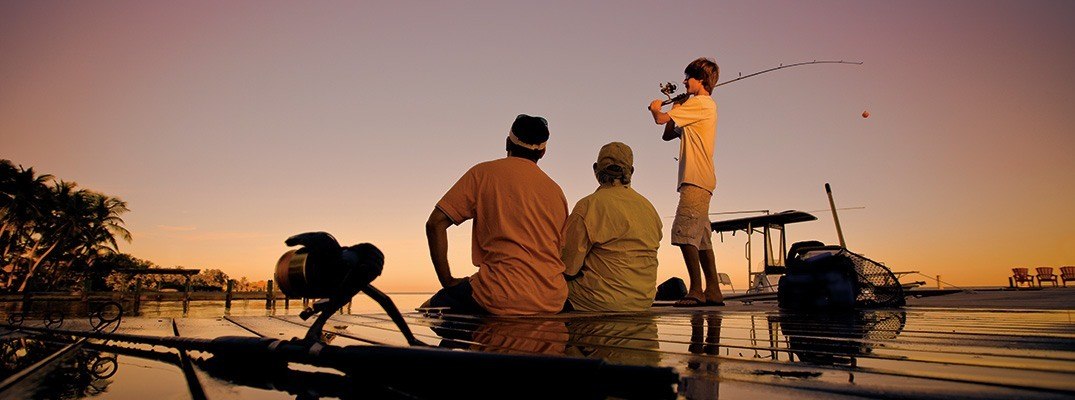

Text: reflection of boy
xmin=423 ymin=114 xmax=568 ymax=315
xmin=647 ymin=57 xmax=723 ymax=307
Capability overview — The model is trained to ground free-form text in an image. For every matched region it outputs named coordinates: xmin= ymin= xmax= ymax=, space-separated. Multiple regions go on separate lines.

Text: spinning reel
xmin=658 ymin=82 xmax=689 ymax=106
xmin=275 ymin=232 xmax=424 ymax=345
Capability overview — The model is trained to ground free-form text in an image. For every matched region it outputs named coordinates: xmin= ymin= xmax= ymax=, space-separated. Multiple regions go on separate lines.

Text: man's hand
xmin=427 ymin=208 xmax=458 ymax=290
xmin=440 ymin=276 xmax=469 ymax=288
xmin=649 ymin=99 xmax=664 ymax=113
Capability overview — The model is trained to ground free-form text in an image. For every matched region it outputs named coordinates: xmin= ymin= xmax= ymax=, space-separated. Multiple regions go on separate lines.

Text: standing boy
xmin=647 ymin=57 xmax=724 ymax=307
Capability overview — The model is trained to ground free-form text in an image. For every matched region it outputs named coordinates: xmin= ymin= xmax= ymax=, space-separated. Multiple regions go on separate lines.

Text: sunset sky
xmin=3 ymin=1 xmax=1073 ymax=291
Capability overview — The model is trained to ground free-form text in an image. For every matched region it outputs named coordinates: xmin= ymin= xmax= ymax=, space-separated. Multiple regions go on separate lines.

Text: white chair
xmin=717 ymin=273 xmax=735 ymax=293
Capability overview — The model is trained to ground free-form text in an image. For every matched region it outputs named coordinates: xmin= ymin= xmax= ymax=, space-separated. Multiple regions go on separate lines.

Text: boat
xmin=708 ymin=210 xmax=819 ymax=295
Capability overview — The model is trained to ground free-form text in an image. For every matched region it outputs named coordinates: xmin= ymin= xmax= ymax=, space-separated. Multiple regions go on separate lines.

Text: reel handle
xmin=661 ymin=93 xmax=690 ymax=106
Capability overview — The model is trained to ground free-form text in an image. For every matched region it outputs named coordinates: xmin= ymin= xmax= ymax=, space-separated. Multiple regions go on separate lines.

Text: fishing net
xmin=779 ymin=243 xmax=906 ymax=310
xmin=839 ymin=249 xmax=905 ymax=308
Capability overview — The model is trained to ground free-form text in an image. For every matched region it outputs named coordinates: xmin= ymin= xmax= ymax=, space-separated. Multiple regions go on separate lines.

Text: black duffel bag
xmin=778 ymin=241 xmax=904 ymax=310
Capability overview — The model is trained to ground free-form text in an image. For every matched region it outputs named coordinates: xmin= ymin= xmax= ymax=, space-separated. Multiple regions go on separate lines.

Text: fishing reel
xmin=275 ymin=232 xmax=424 ymax=345
xmin=658 ymin=82 xmax=689 ymax=106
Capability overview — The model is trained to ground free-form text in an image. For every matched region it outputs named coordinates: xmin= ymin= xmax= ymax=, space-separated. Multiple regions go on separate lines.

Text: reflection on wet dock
xmin=348 ymin=308 xmax=1075 ymax=399
xmin=1 ymin=304 xmax=1074 ymax=399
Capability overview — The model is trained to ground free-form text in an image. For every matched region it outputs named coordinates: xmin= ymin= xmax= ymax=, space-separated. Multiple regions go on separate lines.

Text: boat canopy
xmin=709 ymin=210 xmax=818 ymax=292
xmin=710 ymin=210 xmax=817 ymax=233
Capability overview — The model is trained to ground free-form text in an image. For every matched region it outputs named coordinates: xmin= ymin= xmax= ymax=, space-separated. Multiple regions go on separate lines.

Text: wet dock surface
xmin=1 ymin=290 xmax=1073 ymax=399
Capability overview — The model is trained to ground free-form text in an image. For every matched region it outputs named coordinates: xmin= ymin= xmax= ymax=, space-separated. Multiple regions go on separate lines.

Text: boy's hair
xmin=685 ymin=58 xmax=720 ymax=92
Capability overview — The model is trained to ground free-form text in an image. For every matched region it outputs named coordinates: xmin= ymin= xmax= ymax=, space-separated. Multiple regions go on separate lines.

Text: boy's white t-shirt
xmin=668 ymin=95 xmax=717 ymax=192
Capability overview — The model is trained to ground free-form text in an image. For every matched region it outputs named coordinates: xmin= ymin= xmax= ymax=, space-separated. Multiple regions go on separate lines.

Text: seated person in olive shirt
xmin=423 ymin=114 xmax=569 ymax=315
xmin=561 ymin=142 xmax=662 ymax=312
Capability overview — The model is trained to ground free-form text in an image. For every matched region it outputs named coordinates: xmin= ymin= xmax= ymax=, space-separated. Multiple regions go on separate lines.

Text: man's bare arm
xmin=426 ymin=208 xmax=466 ymax=288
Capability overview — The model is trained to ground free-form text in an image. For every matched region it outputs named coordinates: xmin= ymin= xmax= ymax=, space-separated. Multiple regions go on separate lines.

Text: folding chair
xmin=717 ymin=272 xmax=735 ymax=294
xmin=1036 ymin=267 xmax=1058 ymax=287
xmin=1011 ymin=267 xmax=1035 ymax=287
xmin=1061 ymin=266 xmax=1075 ymax=287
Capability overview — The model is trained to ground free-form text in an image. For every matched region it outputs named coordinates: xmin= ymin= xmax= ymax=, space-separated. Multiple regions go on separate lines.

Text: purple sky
xmin=3 ymin=1 xmax=1074 ymax=290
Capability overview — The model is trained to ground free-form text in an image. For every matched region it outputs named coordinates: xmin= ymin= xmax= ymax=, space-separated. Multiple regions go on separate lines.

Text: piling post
xmin=82 ymin=279 xmax=91 ymax=302
xmin=133 ymin=280 xmax=142 ymax=316
xmin=21 ymin=291 xmax=31 ymax=316
xmin=266 ymin=280 xmax=274 ymax=310
xmin=225 ymin=279 xmax=234 ymax=310
xmin=936 ymin=275 xmax=942 ymax=289
xmin=183 ymin=276 xmax=192 ymax=314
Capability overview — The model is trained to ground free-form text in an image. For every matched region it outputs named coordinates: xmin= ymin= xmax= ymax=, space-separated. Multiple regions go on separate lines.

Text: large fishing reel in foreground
xmin=275 ymin=232 xmax=424 ymax=345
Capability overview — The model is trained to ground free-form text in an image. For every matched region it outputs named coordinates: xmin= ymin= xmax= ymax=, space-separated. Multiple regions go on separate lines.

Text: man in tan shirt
xmin=423 ymin=114 xmax=568 ymax=315
xmin=561 ymin=142 xmax=662 ymax=312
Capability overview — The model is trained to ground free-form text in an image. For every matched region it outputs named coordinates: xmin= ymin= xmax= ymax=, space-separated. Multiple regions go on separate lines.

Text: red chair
xmin=1061 ymin=266 xmax=1075 ymax=287
xmin=1012 ymin=268 xmax=1035 ymax=287
xmin=1036 ymin=267 xmax=1058 ymax=287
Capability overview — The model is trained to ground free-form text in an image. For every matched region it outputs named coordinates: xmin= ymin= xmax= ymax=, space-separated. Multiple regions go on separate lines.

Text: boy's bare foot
xmin=674 ymin=291 xmax=707 ymax=307
xmin=703 ymin=289 xmax=724 ymax=305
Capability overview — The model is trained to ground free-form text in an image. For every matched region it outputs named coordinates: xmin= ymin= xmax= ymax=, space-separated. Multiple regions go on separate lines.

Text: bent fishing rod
xmin=656 ymin=59 xmax=863 ymax=105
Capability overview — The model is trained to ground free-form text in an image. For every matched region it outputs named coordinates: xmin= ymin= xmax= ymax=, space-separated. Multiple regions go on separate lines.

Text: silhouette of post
xmin=133 ymin=280 xmax=142 ymax=316
xmin=21 ymin=291 xmax=30 ymax=316
xmin=183 ymin=276 xmax=192 ymax=313
xmin=82 ymin=279 xmax=91 ymax=302
xmin=266 ymin=279 xmax=274 ymax=310
xmin=225 ymin=279 xmax=234 ymax=310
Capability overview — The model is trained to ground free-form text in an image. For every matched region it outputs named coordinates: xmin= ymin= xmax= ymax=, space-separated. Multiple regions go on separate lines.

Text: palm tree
xmin=1 ymin=161 xmax=55 ymax=290
xmin=0 ymin=161 xmax=134 ymax=292
xmin=78 ymin=193 xmax=132 ymax=257
xmin=17 ymin=186 xmax=133 ymax=292
xmin=17 ymin=180 xmax=87 ymax=292
xmin=0 ymin=161 xmax=54 ymax=264
xmin=43 ymin=192 xmax=132 ymax=288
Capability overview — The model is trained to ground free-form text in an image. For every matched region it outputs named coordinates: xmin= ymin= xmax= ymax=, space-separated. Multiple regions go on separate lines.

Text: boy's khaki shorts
xmin=671 ymin=184 xmax=713 ymax=250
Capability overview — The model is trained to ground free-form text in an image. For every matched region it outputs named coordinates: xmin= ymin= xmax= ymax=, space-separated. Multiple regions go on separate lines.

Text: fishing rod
xmin=657 ymin=59 xmax=864 ymax=105
xmin=717 ymin=60 xmax=863 ymax=89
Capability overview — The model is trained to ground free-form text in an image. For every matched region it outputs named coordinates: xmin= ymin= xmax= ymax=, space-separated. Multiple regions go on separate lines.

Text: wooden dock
xmin=2 ymin=288 xmax=1074 ymax=399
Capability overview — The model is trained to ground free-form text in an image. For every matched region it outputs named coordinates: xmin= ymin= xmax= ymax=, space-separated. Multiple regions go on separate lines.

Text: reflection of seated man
xmin=565 ymin=316 xmax=660 ymax=366
xmin=431 ymin=318 xmax=568 ymax=356
xmin=561 ymin=142 xmax=662 ymax=312
xmin=423 ymin=114 xmax=569 ymax=315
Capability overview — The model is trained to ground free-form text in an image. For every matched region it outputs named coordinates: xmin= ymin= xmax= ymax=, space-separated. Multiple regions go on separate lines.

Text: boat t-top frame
xmin=710 ymin=210 xmax=817 ymax=293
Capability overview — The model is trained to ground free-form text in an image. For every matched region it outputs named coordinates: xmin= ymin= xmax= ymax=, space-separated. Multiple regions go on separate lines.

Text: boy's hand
xmin=649 ymin=100 xmax=664 ymax=113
